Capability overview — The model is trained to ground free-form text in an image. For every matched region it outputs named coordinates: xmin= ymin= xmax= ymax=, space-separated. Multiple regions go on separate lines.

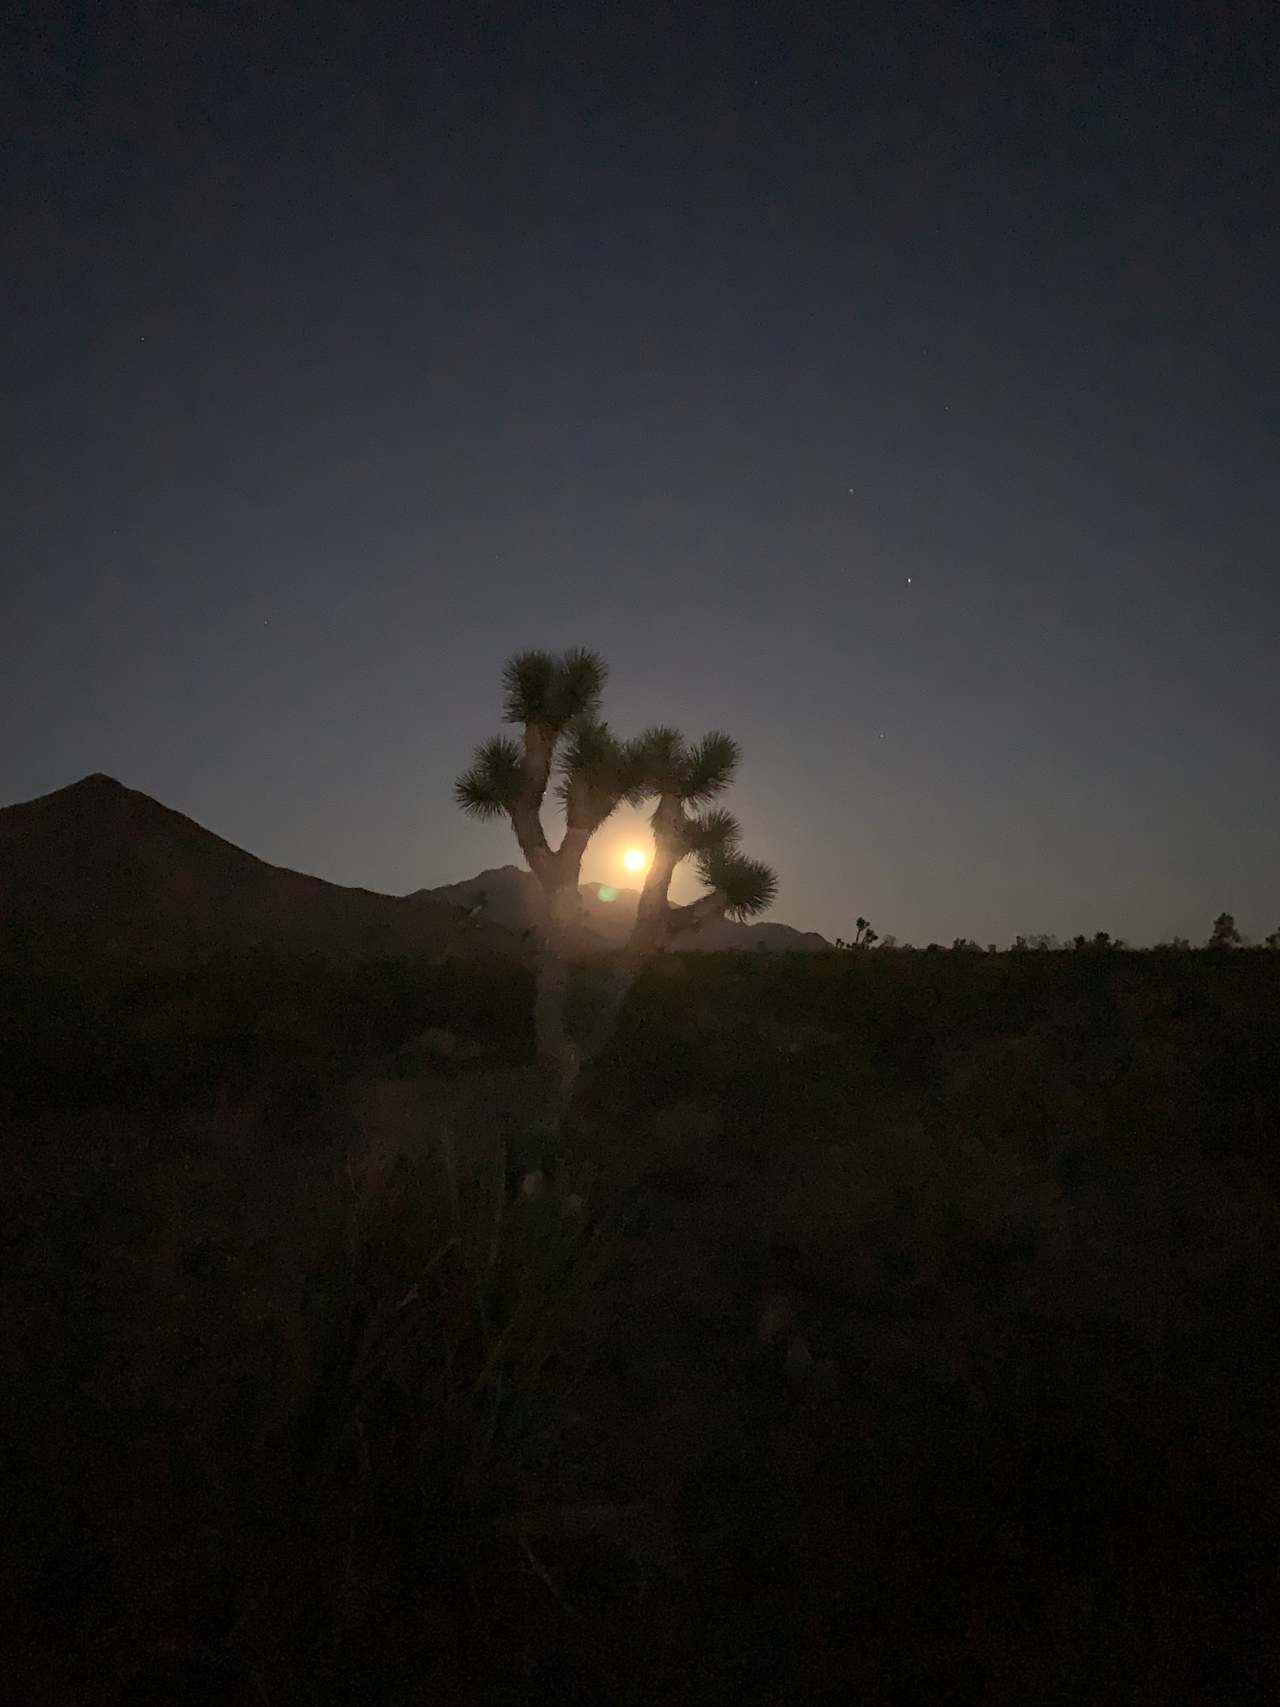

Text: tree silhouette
xmin=1209 ymin=912 xmax=1242 ymax=949
xmin=456 ymin=648 xmax=776 ymax=1118
xmin=621 ymin=726 xmax=777 ymax=954
xmin=835 ymin=919 xmax=878 ymax=949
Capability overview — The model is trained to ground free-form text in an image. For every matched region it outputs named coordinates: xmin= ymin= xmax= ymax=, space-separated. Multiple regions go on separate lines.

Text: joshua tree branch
xmin=510 ymin=722 xmax=556 ymax=881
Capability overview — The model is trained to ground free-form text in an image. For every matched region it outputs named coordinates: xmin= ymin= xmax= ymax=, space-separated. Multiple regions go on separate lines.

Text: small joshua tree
xmin=455 ymin=648 xmax=776 ymax=1118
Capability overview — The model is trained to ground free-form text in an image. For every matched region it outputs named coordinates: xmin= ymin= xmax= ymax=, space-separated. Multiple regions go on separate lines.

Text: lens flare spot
xmin=597 ymin=885 xmax=618 ymax=903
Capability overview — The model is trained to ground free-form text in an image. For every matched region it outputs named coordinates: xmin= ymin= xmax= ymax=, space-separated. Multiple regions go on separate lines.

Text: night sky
xmin=5 ymin=1 xmax=1277 ymax=945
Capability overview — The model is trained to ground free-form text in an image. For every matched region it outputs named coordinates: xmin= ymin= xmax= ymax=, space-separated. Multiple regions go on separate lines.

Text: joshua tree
xmin=836 ymin=919 xmax=877 ymax=949
xmin=455 ymin=648 xmax=776 ymax=1119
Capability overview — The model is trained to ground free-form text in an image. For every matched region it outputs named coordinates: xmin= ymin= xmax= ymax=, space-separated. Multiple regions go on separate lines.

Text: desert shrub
xmin=4 ymin=1096 xmax=626 ymax=1703
xmin=0 ymin=949 xmax=534 ymax=1129
xmin=7 ymin=940 xmax=1280 ymax=1702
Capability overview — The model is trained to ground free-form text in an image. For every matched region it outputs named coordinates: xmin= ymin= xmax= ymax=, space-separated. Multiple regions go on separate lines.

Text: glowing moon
xmin=623 ymin=848 xmax=647 ymax=872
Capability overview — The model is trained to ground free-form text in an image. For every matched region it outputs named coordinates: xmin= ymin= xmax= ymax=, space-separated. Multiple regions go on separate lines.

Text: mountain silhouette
xmin=412 ymin=868 xmax=830 ymax=953
xmin=0 ymin=776 xmax=827 ymax=964
xmin=0 ymin=775 xmax=512 ymax=964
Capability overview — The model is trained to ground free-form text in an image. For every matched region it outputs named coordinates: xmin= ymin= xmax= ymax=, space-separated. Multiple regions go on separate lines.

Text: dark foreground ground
xmin=3 ymin=947 xmax=1278 ymax=1702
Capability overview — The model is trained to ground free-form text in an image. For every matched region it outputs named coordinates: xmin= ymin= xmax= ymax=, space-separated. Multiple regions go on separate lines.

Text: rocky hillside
xmin=0 ymin=775 xmax=512 ymax=965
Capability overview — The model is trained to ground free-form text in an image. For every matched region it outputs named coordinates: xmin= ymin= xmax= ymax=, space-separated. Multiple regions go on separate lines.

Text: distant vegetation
xmin=835 ymin=912 xmax=1279 ymax=953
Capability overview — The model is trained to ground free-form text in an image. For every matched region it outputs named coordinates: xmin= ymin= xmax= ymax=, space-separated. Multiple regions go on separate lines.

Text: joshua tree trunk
xmin=575 ymin=795 xmax=731 ymax=1073
xmin=531 ymin=880 xmax=585 ymax=1124
xmin=574 ymin=899 xmax=730 ymax=1085
xmin=496 ymin=724 xmax=593 ymax=1125
xmin=630 ymin=794 xmax=683 ymax=955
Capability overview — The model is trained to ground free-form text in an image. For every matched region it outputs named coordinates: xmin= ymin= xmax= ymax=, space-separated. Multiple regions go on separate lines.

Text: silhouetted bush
xmin=4 ymin=943 xmax=1279 ymax=1702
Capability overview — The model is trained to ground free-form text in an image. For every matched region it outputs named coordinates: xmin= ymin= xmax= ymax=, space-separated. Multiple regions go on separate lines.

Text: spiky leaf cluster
xmin=502 ymin=647 xmax=607 ymax=731
xmin=556 ymin=718 xmax=649 ymax=828
xmin=454 ymin=735 xmax=524 ymax=820
xmin=628 ymin=726 xmax=740 ymax=804
xmin=629 ymin=726 xmax=685 ymax=795
xmin=679 ymin=807 xmax=741 ymax=856
xmin=682 ymin=732 xmax=741 ymax=803
xmin=696 ymin=845 xmax=779 ymax=921
xmin=459 ymin=648 xmax=616 ymax=835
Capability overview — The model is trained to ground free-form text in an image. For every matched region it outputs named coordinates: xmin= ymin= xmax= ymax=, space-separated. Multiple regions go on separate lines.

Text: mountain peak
xmin=53 ymin=772 xmax=129 ymax=797
xmin=0 ymin=777 xmax=511 ymax=964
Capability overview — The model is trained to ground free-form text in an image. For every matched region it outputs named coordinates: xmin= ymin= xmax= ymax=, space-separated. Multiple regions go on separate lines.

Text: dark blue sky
xmin=5 ymin=0 xmax=1277 ymax=944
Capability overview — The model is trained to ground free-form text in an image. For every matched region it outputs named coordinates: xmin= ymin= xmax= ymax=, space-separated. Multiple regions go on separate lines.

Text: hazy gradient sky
xmin=4 ymin=1 xmax=1278 ymax=945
